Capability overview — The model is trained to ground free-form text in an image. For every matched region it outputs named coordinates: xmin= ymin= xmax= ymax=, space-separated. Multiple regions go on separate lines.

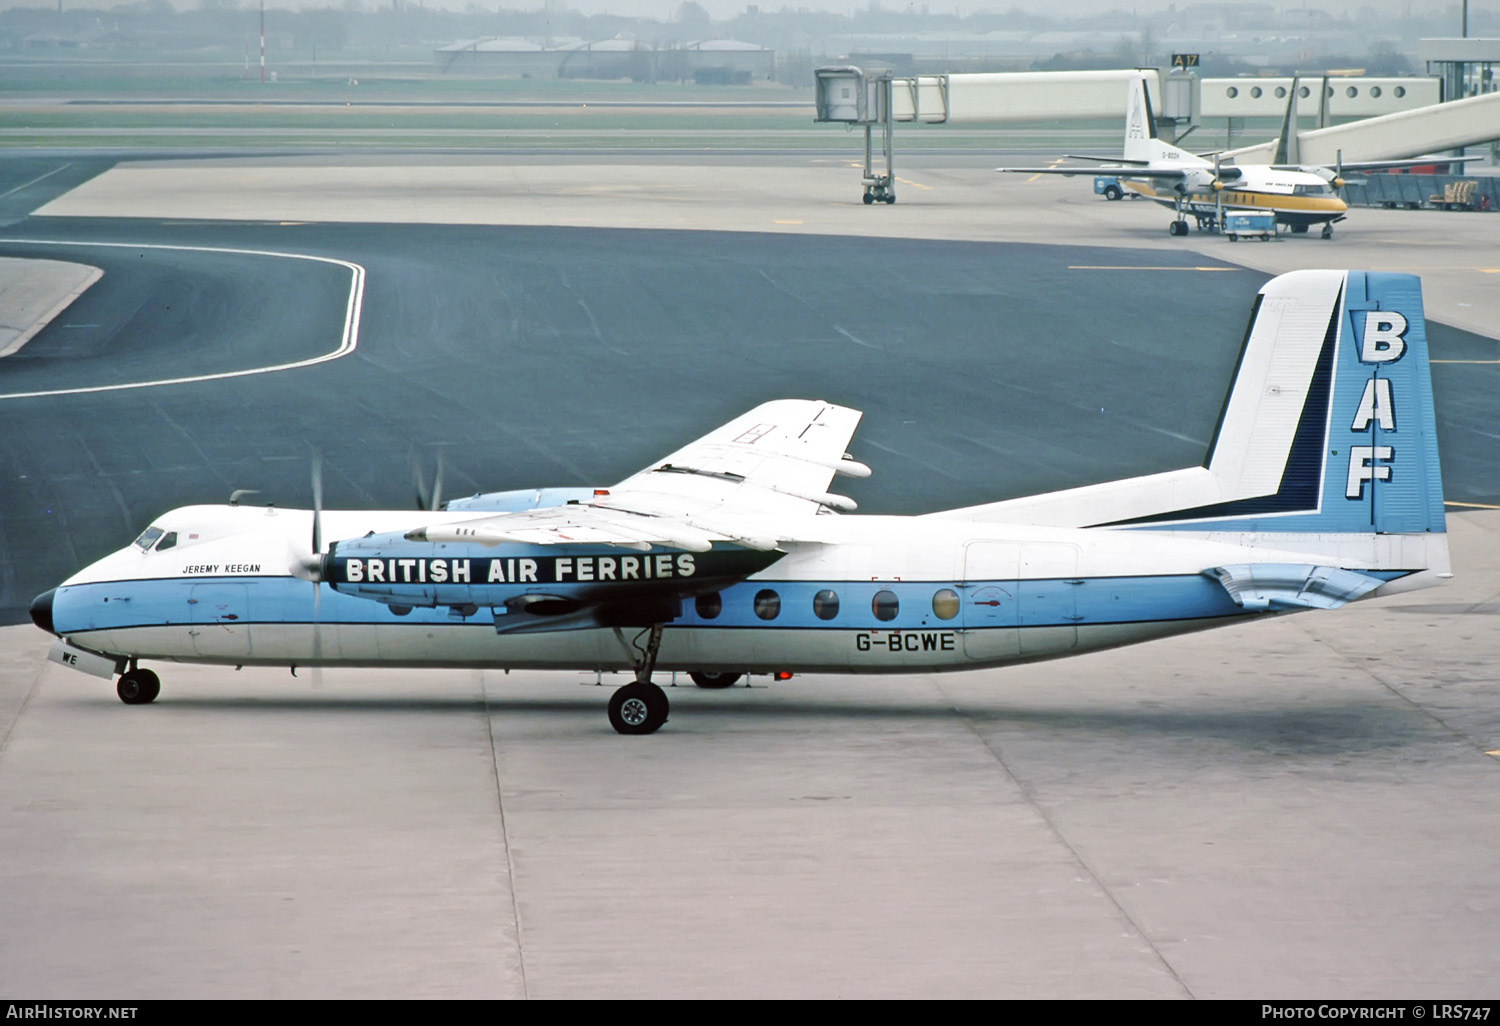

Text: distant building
xmin=433 ymin=37 xmax=774 ymax=83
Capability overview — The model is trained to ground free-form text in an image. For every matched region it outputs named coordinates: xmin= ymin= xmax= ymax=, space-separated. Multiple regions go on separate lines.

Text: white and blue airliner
xmin=32 ymin=269 xmax=1450 ymax=734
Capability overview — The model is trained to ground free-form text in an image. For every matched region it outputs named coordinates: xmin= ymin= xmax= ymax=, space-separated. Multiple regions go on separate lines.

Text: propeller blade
xmin=409 ymin=443 xmax=431 ymax=510
xmin=310 ymin=449 xmax=324 ymax=559
xmin=310 ymin=572 xmax=324 ymax=689
xmin=432 ymin=450 xmax=446 ymax=512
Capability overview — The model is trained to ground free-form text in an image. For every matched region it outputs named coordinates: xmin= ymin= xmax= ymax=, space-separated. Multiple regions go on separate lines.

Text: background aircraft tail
xmin=936 ymin=270 xmax=1447 ymax=567
xmin=1122 ymin=73 xmax=1158 ymax=164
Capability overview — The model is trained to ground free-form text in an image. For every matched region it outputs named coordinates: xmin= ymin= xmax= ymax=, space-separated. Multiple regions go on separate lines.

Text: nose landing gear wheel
xmin=117 ymin=669 xmax=160 ymax=705
xmin=609 ymin=682 xmax=669 ymax=735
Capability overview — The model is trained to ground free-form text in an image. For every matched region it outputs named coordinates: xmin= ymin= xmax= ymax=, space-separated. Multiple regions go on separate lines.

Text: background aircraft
xmin=998 ymin=75 xmax=1349 ymax=237
xmin=999 ymin=74 xmax=1485 ymax=238
xmin=32 ymin=270 xmax=1449 ymax=734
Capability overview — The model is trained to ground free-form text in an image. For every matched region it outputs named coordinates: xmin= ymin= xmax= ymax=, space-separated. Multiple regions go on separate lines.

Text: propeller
xmin=1213 ymin=152 xmax=1225 ymax=230
xmin=409 ymin=444 xmax=447 ymax=512
xmin=307 ymin=451 xmax=326 ymax=685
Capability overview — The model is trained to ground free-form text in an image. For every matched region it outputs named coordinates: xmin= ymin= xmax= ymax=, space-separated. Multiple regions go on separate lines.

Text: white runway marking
xmin=0 ymin=162 xmax=72 ymax=201
xmin=0 ymin=239 xmax=364 ymax=401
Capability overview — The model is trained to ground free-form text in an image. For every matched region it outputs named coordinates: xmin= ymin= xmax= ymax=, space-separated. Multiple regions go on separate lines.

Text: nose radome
xmin=29 ymin=589 xmax=56 ymax=636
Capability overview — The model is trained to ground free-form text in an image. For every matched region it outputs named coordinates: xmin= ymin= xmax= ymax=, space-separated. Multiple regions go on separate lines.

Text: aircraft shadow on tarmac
xmin=50 ymin=691 xmax=1433 ymax=758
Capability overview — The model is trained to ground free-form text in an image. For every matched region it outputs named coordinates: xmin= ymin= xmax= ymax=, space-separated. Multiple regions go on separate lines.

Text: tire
xmin=862 ymin=192 xmax=874 ymax=205
xmin=1103 ymin=184 xmax=1123 ymax=201
xmin=117 ymin=669 xmax=160 ymax=705
xmin=608 ymin=682 xmax=668 ymax=735
xmin=689 ymin=671 xmax=742 ymax=690
xmin=885 ymin=192 xmax=896 ymax=204
xmin=1228 ymin=234 xmax=1238 ymax=242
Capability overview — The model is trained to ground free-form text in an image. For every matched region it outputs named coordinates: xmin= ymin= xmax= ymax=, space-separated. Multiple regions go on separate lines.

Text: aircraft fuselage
xmin=40 ymin=504 xmax=1424 ymax=678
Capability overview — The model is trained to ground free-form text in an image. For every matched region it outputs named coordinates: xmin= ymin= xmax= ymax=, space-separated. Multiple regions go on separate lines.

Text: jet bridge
xmin=814 ymin=66 xmax=1478 ymax=204
xmin=1221 ymin=89 xmax=1500 ymax=166
xmin=814 ymin=67 xmax=1165 ymax=204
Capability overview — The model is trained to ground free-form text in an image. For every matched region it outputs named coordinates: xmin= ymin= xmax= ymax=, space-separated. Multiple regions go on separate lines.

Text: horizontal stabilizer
xmin=1205 ymin=563 xmax=1384 ymax=611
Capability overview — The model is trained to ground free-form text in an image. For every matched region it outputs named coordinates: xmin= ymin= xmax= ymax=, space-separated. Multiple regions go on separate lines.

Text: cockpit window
xmin=154 ymin=531 xmax=178 ymax=552
xmin=1293 ymin=183 xmax=1332 ymax=196
xmin=133 ymin=527 xmax=164 ymax=551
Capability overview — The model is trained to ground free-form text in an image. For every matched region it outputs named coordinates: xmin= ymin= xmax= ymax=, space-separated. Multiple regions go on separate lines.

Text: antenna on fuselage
xmin=229 ymin=489 xmax=260 ymax=506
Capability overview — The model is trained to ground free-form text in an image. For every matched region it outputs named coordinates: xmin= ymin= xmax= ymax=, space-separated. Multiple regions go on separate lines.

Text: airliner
xmin=32 ymin=269 xmax=1449 ymax=734
xmin=998 ymin=75 xmax=1349 ymax=237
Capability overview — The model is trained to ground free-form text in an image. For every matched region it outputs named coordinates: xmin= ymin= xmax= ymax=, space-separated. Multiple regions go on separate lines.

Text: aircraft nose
xmin=29 ymin=589 xmax=56 ymax=636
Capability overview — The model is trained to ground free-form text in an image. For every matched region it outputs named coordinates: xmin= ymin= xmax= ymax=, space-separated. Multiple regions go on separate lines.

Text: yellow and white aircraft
xmin=998 ymin=76 xmax=1349 ymax=238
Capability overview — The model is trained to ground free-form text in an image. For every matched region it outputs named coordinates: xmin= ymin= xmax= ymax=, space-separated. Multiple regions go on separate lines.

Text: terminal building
xmin=434 ymin=38 xmax=775 ymax=84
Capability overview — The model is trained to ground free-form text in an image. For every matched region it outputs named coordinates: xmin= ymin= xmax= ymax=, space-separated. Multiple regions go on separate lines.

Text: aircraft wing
xmin=996 ymin=165 xmax=1190 ymax=180
xmin=612 ymin=399 xmax=867 ymax=517
xmin=407 ymin=399 xmax=868 ymax=553
xmin=1273 ymin=155 xmax=1488 ymax=174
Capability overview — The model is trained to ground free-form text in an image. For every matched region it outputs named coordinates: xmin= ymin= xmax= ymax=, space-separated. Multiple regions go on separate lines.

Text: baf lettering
xmin=1346 ymin=310 xmax=1406 ymax=500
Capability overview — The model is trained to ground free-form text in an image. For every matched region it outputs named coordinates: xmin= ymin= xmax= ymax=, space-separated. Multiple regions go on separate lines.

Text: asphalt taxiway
xmin=0 ymin=153 xmax=1497 ymax=999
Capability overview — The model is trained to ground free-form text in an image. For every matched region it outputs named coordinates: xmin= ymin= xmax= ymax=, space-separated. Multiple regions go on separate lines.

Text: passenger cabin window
xmin=695 ymin=592 xmax=722 ymax=620
xmin=154 ymin=532 xmax=178 ymax=552
xmin=813 ymin=589 xmax=839 ymax=620
xmin=932 ymin=589 xmax=960 ymax=621
xmin=872 ymin=590 xmax=899 ymax=622
xmin=753 ymin=590 xmax=781 ymax=620
xmin=133 ymin=527 xmax=164 ymax=551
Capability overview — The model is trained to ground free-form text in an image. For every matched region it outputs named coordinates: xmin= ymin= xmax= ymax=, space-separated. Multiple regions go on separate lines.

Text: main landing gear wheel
xmin=608 ymin=623 xmax=670 ymax=735
xmin=608 ymin=682 xmax=669 ymax=735
xmin=117 ymin=668 xmax=160 ymax=705
xmin=689 ymin=671 xmax=742 ymax=690
xmin=1168 ymin=219 xmax=1189 ymax=236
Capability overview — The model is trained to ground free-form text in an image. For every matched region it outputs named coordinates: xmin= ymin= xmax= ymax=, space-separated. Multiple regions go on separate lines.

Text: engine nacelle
xmin=1177 ymin=168 xmax=1218 ymax=193
xmin=322 ymin=531 xmax=782 ymax=628
xmin=442 ymin=487 xmax=597 ymax=513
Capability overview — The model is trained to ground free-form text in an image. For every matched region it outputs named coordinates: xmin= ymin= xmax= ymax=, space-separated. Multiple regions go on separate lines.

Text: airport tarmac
xmin=1 ymin=154 xmax=1498 ymax=999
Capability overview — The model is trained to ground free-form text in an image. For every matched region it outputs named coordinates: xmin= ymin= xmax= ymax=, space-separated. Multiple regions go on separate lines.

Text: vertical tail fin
xmin=1274 ymin=76 xmax=1301 ymax=165
xmin=936 ymin=270 xmax=1447 ymax=549
xmin=1131 ymin=269 xmax=1446 ymax=535
xmin=1122 ymin=73 xmax=1157 ymax=164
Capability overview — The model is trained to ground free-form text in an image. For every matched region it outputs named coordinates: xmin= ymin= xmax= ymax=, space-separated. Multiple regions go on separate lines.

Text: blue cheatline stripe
xmin=53 ymin=570 xmax=1332 ymax=636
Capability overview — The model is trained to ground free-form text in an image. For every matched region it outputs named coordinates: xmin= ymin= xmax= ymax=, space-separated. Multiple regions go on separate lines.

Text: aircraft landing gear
xmin=1168 ymin=219 xmax=1189 ymax=236
xmin=608 ymin=624 xmax=669 ymax=735
xmin=117 ymin=667 xmax=160 ymax=705
xmin=689 ymin=671 xmax=742 ymax=689
xmin=1321 ymin=224 xmax=1334 ymax=240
